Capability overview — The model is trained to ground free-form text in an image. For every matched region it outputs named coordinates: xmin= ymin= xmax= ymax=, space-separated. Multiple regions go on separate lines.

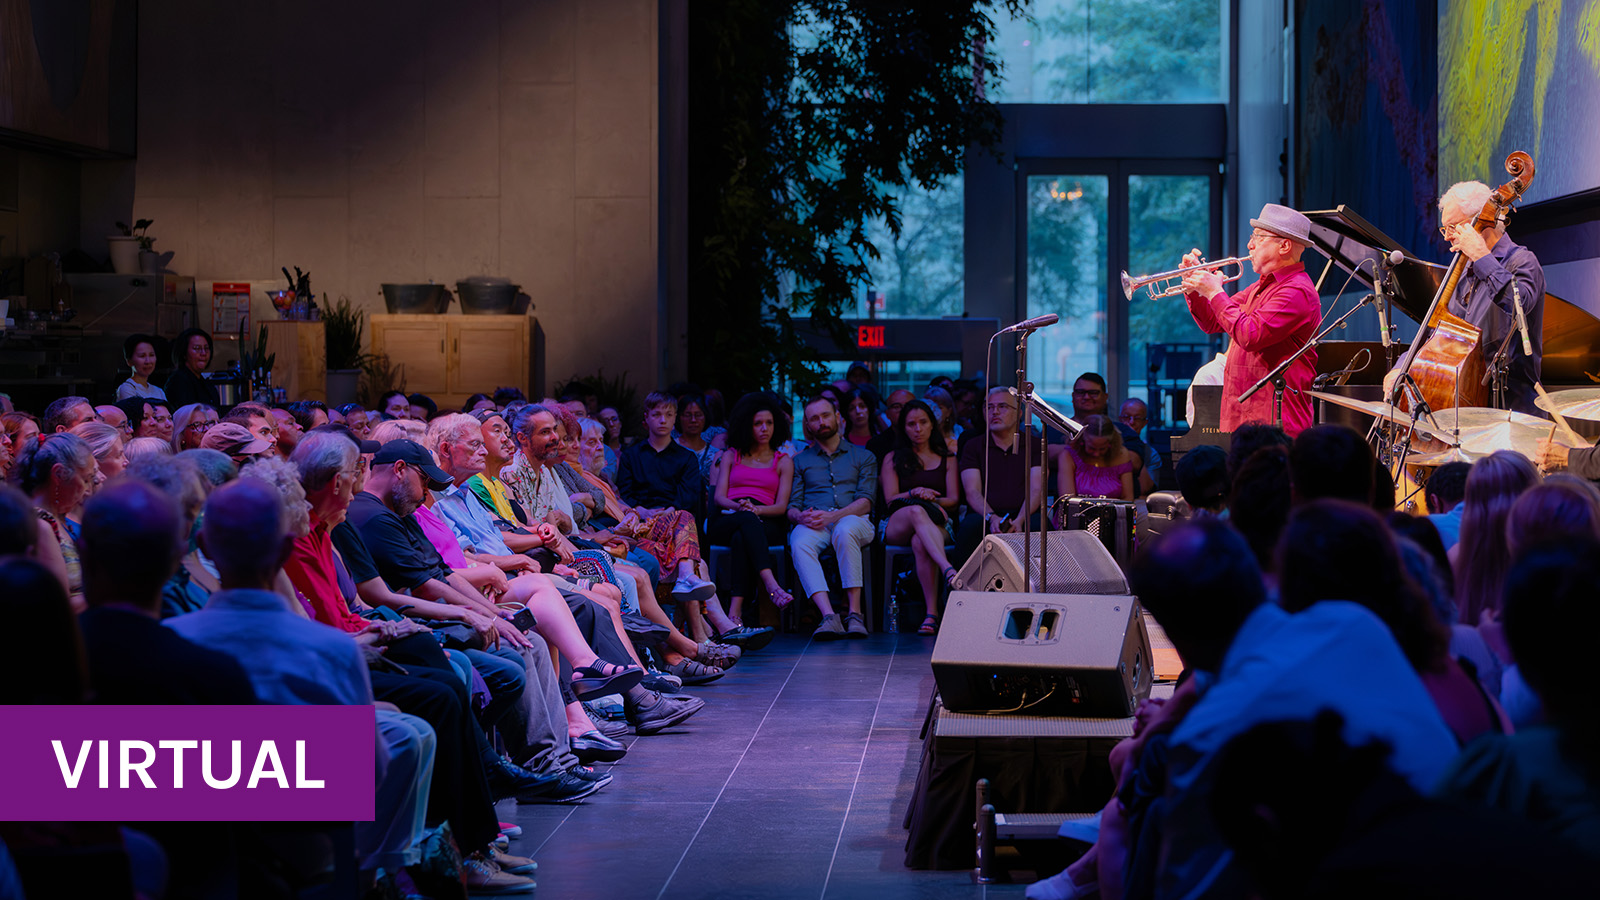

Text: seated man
xmin=955 ymin=386 xmax=1045 ymax=566
xmin=787 ymin=395 xmax=878 ymax=639
xmin=1423 ymin=460 xmax=1470 ymax=550
xmin=42 ymin=395 xmax=97 ymax=434
xmin=1118 ymin=397 xmax=1163 ymax=492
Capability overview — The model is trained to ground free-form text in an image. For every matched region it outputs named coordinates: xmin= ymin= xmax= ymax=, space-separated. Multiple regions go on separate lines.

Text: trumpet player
xmin=1180 ymin=203 xmax=1321 ymax=436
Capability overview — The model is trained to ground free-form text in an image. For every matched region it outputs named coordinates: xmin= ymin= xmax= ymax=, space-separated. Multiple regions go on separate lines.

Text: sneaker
xmin=670 ymin=573 xmax=717 ymax=603
xmin=661 ymin=656 xmax=725 ymax=686
xmin=584 ymin=702 xmax=630 ymax=740
xmin=628 ymin=690 xmax=706 ymax=735
xmin=489 ymin=847 xmax=538 ymax=876
xmin=461 ymin=852 xmax=536 ymax=894
xmin=641 ymin=671 xmax=683 ymax=693
xmin=565 ymin=764 xmax=614 ymax=787
xmin=498 ymin=822 xmax=523 ymax=839
xmin=813 ymin=613 xmax=846 ymax=641
xmin=715 ymin=624 xmax=775 ymax=652
xmin=844 ymin=611 xmax=869 ymax=638
xmin=514 ymin=769 xmax=607 ymax=804
xmin=696 ymin=640 xmax=742 ymax=670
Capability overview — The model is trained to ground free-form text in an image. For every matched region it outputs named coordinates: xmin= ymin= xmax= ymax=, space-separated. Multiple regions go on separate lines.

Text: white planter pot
xmin=108 ymin=236 xmax=140 ymax=274
xmin=138 ymin=249 xmax=161 ymax=274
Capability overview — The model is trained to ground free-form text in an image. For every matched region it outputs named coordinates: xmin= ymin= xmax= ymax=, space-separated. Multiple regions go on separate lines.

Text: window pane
xmin=1026 ymin=174 xmax=1109 ymax=405
xmin=855 ymin=174 xmax=965 ymax=319
xmin=991 ymin=0 xmax=1225 ymax=104
xmin=1126 ymin=174 xmax=1217 ymax=427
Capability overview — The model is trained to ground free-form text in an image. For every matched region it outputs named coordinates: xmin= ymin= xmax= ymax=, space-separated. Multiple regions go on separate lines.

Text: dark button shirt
xmin=789 ymin=440 xmax=878 ymax=512
xmin=958 ymin=430 xmax=1043 ymax=515
xmin=1446 ymin=235 xmax=1545 ymax=415
xmin=330 ymin=521 xmax=382 ymax=584
xmin=617 ymin=439 xmax=704 ymax=516
xmin=79 ymin=606 xmax=259 ymax=704
xmin=163 ymin=366 xmax=221 ymax=410
xmin=344 ymin=492 xmax=453 ymax=591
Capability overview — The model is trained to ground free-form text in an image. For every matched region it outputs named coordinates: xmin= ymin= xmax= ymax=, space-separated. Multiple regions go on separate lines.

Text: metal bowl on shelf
xmin=456 ymin=277 xmax=522 ymax=315
xmin=381 ymin=283 xmax=451 ymax=314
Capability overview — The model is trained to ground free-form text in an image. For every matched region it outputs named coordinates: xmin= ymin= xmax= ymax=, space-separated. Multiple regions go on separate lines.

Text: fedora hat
xmin=1250 ymin=203 xmax=1314 ymax=245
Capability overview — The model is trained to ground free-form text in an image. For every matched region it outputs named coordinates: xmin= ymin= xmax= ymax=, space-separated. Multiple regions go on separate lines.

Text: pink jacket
xmin=1185 ymin=262 xmax=1321 ymax=436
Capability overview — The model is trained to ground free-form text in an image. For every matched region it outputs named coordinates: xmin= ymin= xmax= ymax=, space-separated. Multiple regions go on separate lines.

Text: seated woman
xmin=115 ymin=333 xmax=167 ymax=402
xmin=880 ymin=400 xmax=961 ymax=635
xmin=842 ymin=386 xmax=881 ymax=448
xmin=708 ymin=392 xmax=795 ymax=622
xmin=1056 ymin=415 xmax=1135 ymax=503
xmin=69 ymin=423 xmax=128 ymax=482
xmin=11 ymin=433 xmax=100 ymax=607
xmin=171 ymin=403 xmax=219 ymax=452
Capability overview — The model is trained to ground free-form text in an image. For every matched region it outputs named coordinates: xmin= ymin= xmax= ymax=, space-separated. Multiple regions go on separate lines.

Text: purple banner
xmin=0 ymin=705 xmax=375 ymax=821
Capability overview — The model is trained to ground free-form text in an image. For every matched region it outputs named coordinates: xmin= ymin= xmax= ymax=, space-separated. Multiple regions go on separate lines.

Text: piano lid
xmin=1302 ymin=205 xmax=1600 ymax=385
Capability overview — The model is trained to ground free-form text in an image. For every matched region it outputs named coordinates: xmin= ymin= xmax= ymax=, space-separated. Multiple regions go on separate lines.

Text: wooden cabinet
xmin=263 ymin=321 xmax=326 ymax=402
xmin=370 ymin=314 xmax=538 ymax=407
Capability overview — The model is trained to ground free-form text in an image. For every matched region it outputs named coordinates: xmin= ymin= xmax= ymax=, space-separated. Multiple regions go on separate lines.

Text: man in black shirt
xmin=955 ymin=387 xmax=1044 ymax=566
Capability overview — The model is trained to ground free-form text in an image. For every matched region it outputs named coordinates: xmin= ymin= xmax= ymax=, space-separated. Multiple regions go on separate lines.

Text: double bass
xmin=1393 ymin=151 xmax=1535 ymax=414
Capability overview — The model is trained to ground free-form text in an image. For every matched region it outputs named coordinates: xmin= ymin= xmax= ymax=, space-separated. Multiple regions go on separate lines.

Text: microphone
xmin=1512 ymin=282 xmax=1533 ymax=357
xmin=997 ymin=313 xmax=1060 ymax=335
xmin=1374 ymin=250 xmax=1403 ymax=349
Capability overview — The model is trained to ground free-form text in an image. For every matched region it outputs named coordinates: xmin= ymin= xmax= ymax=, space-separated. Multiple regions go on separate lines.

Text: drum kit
xmin=1308 ymin=388 xmax=1598 ymax=469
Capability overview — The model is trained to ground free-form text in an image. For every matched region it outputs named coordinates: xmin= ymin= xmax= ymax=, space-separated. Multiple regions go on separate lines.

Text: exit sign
xmin=857 ymin=325 xmax=886 ymax=348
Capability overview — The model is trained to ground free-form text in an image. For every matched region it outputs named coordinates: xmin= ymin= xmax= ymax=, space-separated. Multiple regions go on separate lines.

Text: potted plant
xmin=108 ymin=218 xmax=151 ymax=275
xmin=323 ymin=295 xmax=372 ymax=406
xmin=240 ymin=325 xmax=277 ymax=403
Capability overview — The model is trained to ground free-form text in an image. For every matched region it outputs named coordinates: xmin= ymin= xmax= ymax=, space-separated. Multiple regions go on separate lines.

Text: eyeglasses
xmin=1072 ymin=389 xmax=1103 ymax=397
xmin=984 ymin=403 xmax=1017 ymax=413
xmin=185 ymin=420 xmax=215 ymax=432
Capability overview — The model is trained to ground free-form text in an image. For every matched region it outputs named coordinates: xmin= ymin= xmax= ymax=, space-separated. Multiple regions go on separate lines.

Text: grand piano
xmin=1171 ymin=205 xmax=1600 ymax=463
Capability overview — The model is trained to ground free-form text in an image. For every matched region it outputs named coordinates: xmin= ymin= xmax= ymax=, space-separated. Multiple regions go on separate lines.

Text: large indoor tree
xmin=687 ymin=0 xmax=1028 ymax=395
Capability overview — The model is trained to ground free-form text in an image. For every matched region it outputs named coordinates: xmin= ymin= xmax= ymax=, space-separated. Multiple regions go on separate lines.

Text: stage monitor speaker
xmin=954 ymin=531 xmax=1128 ymax=596
xmin=932 ymin=591 xmax=1153 ymax=718
xmin=1059 ymin=497 xmax=1138 ymax=567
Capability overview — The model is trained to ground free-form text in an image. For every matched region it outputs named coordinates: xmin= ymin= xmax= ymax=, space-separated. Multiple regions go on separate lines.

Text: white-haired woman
xmin=9 ymin=433 xmax=97 ymax=605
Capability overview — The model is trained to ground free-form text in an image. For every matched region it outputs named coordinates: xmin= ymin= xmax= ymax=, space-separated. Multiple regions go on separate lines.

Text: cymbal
xmin=1309 ymin=391 xmax=1551 ymax=441
xmin=1457 ymin=420 xmax=1571 ymax=459
xmin=1534 ymin=387 xmax=1600 ymax=423
xmin=1401 ymin=446 xmax=1478 ymax=467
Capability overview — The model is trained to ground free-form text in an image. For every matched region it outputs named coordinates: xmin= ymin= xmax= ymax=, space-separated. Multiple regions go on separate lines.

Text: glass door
xmin=1024 ymin=173 xmax=1111 ymax=409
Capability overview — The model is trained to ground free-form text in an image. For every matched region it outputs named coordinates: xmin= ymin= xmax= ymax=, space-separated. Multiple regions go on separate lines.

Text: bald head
xmin=201 ymin=479 xmax=289 ymax=588
xmin=79 ymin=479 xmax=184 ymax=612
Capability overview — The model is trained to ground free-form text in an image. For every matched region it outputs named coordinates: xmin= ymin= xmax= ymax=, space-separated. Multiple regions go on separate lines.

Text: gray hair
xmin=42 ymin=396 xmax=93 ymax=434
xmin=122 ymin=454 xmax=207 ymax=527
xmin=369 ymin=418 xmax=424 ymax=446
xmin=125 ymin=437 xmax=174 ymax=461
xmin=239 ymin=456 xmax=311 ymax=538
xmin=10 ymin=433 xmax=94 ymax=494
xmin=424 ymin=413 xmax=482 ymax=456
xmin=175 ymin=448 xmax=237 ymax=487
xmin=69 ymin=422 xmax=124 ymax=463
xmin=1439 ymin=181 xmax=1492 ymax=221
xmin=290 ymin=431 xmax=358 ymax=495
xmin=579 ymin=417 xmax=605 ymax=442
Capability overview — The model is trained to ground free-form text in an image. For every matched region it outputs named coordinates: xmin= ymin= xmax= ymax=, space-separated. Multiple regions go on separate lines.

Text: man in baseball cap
xmin=371 ymin=439 xmax=452 ymax=489
xmin=200 ymin=422 xmax=275 ymax=466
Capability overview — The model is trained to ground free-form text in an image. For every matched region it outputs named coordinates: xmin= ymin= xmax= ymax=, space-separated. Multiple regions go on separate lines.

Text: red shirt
xmin=1186 ymin=262 xmax=1320 ymax=436
xmin=284 ymin=524 xmax=369 ymax=633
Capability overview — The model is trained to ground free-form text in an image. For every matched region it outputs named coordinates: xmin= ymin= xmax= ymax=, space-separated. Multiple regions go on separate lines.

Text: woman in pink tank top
xmin=709 ymin=393 xmax=796 ymax=624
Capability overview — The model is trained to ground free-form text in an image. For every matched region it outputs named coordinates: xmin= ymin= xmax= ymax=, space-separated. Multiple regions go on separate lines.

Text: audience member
xmin=1278 ymin=501 xmax=1509 ymax=745
xmin=176 ymin=447 xmax=236 ymax=488
xmin=1435 ymin=537 xmax=1600 ymax=863
xmin=1131 ymin=518 xmax=1457 ymax=899
xmin=1453 ymin=450 xmax=1539 ymax=626
xmin=408 ymin=393 xmax=438 ymax=422
xmin=2 ymin=412 xmax=40 ymax=458
xmin=1503 ymin=478 xmax=1600 ymax=558
xmin=1174 ymin=444 xmax=1228 ymax=514
xmin=69 ymin=422 xmax=127 ymax=480
xmin=270 ymin=406 xmax=305 ymax=456
xmin=866 ymin=389 xmax=914 ymax=461
xmin=115 ymin=334 xmax=167 ymax=401
xmin=200 ymin=421 xmax=275 ymax=467
xmin=1225 ymin=422 xmax=1291 ymax=490
xmin=707 ymin=393 xmax=795 ymax=621
xmin=1056 ymin=415 xmax=1135 ymax=502
xmin=841 ymin=386 xmax=880 ymax=448
xmin=10 ymin=432 xmax=95 ymax=604
xmin=1422 ymin=460 xmax=1471 ymax=549
xmin=1068 ymin=372 xmax=1108 ymax=424
xmin=136 ymin=402 xmax=174 ymax=443
xmin=954 ymin=386 xmax=1044 ymax=565
xmin=788 ymin=395 xmax=877 ymax=639
xmin=125 ymin=436 xmax=174 ymax=460
xmin=1227 ymin=445 xmax=1292 ymax=571
xmin=675 ymin=393 xmax=724 ymax=500
xmin=96 ymin=404 xmax=130 ymax=439
xmin=1289 ymin=424 xmax=1374 ymax=504
xmin=171 ymin=402 xmax=218 ymax=452
xmin=162 ymin=328 xmax=219 ymax=409
xmin=378 ymin=390 xmax=410 ymax=420
xmin=43 ymin=396 xmax=97 ymax=433
xmin=0 ymin=556 xmax=85 ymax=703
xmin=1119 ymin=397 xmax=1164 ymax=488
xmin=881 ymin=399 xmax=960 ymax=635
xmin=921 ymin=386 xmax=960 ymax=454
xmin=339 ymin=403 xmax=371 ymax=439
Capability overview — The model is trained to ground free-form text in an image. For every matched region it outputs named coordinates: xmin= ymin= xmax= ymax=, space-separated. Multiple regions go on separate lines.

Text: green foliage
xmin=359 ymin=353 xmax=405 ymax=409
xmin=322 ymin=295 xmax=373 ymax=371
xmin=563 ymin=368 xmax=642 ymax=439
xmin=860 ymin=173 xmax=965 ymax=318
xmin=687 ymin=0 xmax=1026 ymax=395
xmin=239 ymin=325 xmax=276 ymax=386
xmin=1036 ymin=0 xmax=1222 ymax=102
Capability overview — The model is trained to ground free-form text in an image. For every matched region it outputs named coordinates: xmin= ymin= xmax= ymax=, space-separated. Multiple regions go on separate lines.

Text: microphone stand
xmin=1239 ymin=293 xmax=1380 ymax=429
xmin=1016 ymin=329 xmax=1034 ymax=593
xmin=1483 ymin=326 xmax=1516 ymax=412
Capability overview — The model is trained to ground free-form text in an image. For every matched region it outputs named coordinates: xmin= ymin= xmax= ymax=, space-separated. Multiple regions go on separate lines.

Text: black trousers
xmin=368 ymin=662 xmax=500 ymax=853
xmin=705 ymin=510 xmax=787 ymax=596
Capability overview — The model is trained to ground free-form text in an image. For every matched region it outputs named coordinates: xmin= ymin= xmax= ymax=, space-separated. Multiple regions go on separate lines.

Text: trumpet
xmin=1121 ymin=256 xmax=1248 ymax=301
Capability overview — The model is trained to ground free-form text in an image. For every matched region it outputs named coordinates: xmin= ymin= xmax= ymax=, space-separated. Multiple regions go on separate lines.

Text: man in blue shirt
xmin=788 ymin=395 xmax=878 ymax=639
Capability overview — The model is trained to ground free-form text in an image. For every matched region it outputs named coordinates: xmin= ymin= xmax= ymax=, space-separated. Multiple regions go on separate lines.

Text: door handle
xmin=440 ymin=338 xmax=444 ymax=354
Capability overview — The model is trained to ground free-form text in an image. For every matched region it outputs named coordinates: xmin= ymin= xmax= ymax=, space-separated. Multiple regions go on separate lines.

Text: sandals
xmin=570 ymin=660 xmax=644 ymax=699
xmin=918 ymin=615 xmax=940 ymax=636
xmin=942 ymin=566 xmax=963 ymax=591
xmin=662 ymin=656 xmax=725 ymax=686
